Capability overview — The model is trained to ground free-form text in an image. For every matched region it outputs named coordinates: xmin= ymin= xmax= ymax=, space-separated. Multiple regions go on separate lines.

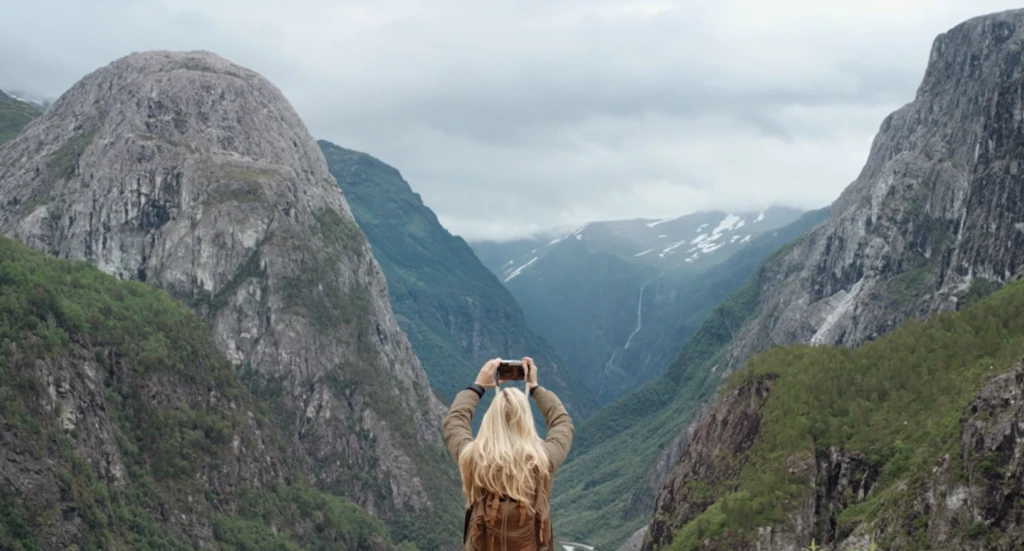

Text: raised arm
xmin=532 ymin=386 xmax=575 ymax=471
xmin=443 ymin=358 xmax=502 ymax=462
xmin=443 ymin=387 xmax=482 ymax=462
xmin=521 ymin=357 xmax=575 ymax=471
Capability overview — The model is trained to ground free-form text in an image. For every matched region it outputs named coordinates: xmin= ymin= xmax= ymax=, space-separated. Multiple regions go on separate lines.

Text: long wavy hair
xmin=458 ymin=387 xmax=551 ymax=511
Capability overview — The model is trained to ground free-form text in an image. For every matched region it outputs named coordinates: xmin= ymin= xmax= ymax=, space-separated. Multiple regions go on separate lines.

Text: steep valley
xmin=318 ymin=140 xmax=596 ymax=421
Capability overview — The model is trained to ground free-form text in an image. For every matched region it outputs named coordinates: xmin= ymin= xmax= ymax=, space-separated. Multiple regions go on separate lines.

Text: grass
xmin=46 ymin=130 xmax=97 ymax=180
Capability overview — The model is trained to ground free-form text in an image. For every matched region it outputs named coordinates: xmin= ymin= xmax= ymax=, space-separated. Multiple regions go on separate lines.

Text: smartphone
xmin=497 ymin=360 xmax=525 ymax=380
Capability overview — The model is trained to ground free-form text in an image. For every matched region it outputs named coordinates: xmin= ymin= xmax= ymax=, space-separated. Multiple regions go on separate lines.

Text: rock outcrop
xmin=641 ymin=8 xmax=1024 ymax=550
xmin=0 ymin=50 xmax=459 ymax=543
xmin=642 ymin=375 xmax=777 ymax=551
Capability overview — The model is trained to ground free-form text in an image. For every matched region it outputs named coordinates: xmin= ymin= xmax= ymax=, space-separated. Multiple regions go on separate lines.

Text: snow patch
xmin=711 ymin=213 xmax=743 ymax=235
xmin=659 ymin=239 xmax=688 ymax=257
xmin=547 ymin=236 xmax=563 ymax=246
xmin=635 ymin=249 xmax=653 ymax=257
xmin=741 ymin=234 xmax=752 ymax=243
xmin=687 ymin=232 xmax=727 ymax=255
xmin=755 ymin=211 xmax=765 ymax=222
xmin=575 ymin=234 xmax=582 ymax=240
xmin=658 ymin=234 xmax=668 ymax=238
xmin=503 ymin=257 xmax=538 ymax=282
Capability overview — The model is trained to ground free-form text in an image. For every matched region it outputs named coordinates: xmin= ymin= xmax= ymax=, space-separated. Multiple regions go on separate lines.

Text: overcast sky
xmin=1 ymin=1 xmax=1020 ymax=241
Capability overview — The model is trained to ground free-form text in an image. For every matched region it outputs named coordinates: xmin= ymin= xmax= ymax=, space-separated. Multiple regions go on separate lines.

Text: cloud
xmin=1 ymin=0 xmax=1019 ymax=240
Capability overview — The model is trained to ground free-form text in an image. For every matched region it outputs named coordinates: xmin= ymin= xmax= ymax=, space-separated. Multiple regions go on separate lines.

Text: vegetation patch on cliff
xmin=46 ymin=130 xmax=96 ymax=181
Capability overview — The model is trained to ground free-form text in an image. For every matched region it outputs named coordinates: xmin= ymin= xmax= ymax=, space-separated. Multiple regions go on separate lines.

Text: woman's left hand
xmin=474 ymin=358 xmax=501 ymax=389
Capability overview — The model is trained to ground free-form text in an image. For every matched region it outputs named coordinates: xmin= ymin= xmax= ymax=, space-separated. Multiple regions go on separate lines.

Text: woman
xmin=443 ymin=357 xmax=575 ymax=551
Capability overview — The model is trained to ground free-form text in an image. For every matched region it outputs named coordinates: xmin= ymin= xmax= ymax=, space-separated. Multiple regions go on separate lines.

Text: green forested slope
xmin=0 ymin=236 xmax=407 ymax=551
xmin=0 ymin=91 xmax=41 ymax=145
xmin=319 ymin=140 xmax=596 ymax=419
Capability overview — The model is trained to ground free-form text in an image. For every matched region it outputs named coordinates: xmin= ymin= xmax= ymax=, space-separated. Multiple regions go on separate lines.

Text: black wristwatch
xmin=529 ymin=385 xmax=540 ymax=397
xmin=466 ymin=383 xmax=485 ymax=398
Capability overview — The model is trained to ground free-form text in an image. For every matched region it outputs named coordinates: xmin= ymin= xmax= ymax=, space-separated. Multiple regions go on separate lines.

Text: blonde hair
xmin=458 ymin=387 xmax=551 ymax=511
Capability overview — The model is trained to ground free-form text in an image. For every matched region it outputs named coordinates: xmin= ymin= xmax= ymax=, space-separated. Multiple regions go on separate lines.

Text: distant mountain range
xmin=471 ymin=206 xmax=805 ymax=403
xmin=478 ymin=207 xmax=804 ymax=281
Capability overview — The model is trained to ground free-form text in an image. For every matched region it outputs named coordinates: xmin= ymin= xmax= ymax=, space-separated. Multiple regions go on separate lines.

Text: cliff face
xmin=0 ymin=236 xmax=394 ymax=551
xmin=720 ymin=10 xmax=1024 ymax=373
xmin=641 ymin=9 xmax=1024 ymax=550
xmin=0 ymin=50 xmax=459 ymax=545
xmin=643 ymin=375 xmax=777 ymax=549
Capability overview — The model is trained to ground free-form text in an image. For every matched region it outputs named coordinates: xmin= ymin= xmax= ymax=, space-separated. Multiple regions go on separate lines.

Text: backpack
xmin=463 ymin=490 xmax=554 ymax=551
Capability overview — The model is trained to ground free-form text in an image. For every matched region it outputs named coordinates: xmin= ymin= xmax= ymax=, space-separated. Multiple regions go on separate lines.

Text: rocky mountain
xmin=0 ymin=235 xmax=399 ymax=550
xmin=0 ymin=50 xmax=460 ymax=549
xmin=318 ymin=140 xmax=596 ymax=420
xmin=0 ymin=89 xmax=42 ymax=144
xmin=471 ymin=207 xmax=805 ymax=404
xmin=635 ymin=8 xmax=1024 ymax=550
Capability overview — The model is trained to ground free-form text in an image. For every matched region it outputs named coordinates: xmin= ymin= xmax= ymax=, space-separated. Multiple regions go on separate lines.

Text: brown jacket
xmin=443 ymin=386 xmax=575 ymax=550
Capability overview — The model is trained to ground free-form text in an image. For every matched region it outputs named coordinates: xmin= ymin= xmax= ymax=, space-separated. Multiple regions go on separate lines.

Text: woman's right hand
xmin=522 ymin=357 xmax=538 ymax=392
